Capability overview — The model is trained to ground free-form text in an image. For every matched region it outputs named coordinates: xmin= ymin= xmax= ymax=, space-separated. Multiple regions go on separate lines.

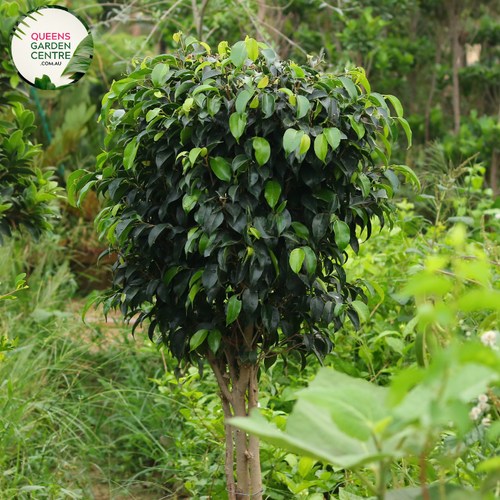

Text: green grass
xmin=0 ymin=235 xmax=228 ymax=499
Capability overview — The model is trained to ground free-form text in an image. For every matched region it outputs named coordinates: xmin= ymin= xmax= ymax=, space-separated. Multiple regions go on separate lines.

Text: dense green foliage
xmin=71 ymin=36 xmax=411 ymax=370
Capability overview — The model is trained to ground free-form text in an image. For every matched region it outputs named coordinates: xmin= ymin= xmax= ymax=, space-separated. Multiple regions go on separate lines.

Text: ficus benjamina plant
xmin=69 ymin=33 xmax=416 ymax=499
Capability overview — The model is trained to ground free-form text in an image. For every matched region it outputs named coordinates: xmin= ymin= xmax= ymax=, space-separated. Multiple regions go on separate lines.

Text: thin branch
xmin=235 ymin=0 xmax=272 ymax=47
xmin=259 ymin=20 xmax=308 ymax=55
xmin=132 ymin=0 xmax=186 ymax=59
xmin=460 ymin=255 xmax=500 ymax=267
xmin=433 ymin=268 xmax=482 ymax=286
xmin=208 ymin=357 xmax=234 ymax=404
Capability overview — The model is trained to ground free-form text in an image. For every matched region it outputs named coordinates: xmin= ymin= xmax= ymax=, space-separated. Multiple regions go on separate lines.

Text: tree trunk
xmin=424 ymin=34 xmax=442 ymax=143
xmin=447 ymin=0 xmax=462 ymax=136
xmin=492 ymin=102 xmax=500 ymax=197
xmin=208 ymin=325 xmax=263 ymax=500
xmin=491 ymin=151 xmax=499 ymax=198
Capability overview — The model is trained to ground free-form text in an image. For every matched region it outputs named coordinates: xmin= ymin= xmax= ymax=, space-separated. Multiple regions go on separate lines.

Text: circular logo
xmin=10 ymin=6 xmax=93 ymax=90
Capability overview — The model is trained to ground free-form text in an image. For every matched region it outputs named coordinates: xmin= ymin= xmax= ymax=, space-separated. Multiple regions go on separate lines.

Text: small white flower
xmin=257 ymin=402 xmax=261 ymax=408
xmin=481 ymin=330 xmax=498 ymax=348
xmin=482 ymin=417 xmax=491 ymax=427
xmin=478 ymin=394 xmax=489 ymax=403
xmin=478 ymin=402 xmax=491 ymax=411
xmin=495 ymin=213 xmax=500 ymax=220
xmin=469 ymin=406 xmax=482 ymax=420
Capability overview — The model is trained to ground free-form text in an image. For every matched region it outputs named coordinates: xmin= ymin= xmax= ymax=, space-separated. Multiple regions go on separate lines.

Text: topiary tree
xmin=0 ymin=1 xmax=64 ymax=244
xmin=70 ymin=34 xmax=414 ymax=499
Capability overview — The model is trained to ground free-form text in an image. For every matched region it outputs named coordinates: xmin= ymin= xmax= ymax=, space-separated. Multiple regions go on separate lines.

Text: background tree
xmin=70 ymin=34 xmax=414 ymax=498
xmin=0 ymin=2 xmax=64 ymax=244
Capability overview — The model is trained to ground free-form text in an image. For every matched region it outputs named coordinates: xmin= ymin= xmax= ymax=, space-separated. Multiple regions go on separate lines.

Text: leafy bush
xmin=70 ymin=32 xmax=414 ymax=497
xmin=0 ymin=2 xmax=64 ymax=244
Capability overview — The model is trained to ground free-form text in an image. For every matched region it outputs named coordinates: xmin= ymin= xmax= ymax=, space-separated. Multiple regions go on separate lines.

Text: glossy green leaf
xmin=230 ymin=41 xmax=248 ymax=67
xmin=283 ymin=129 xmax=304 ymax=157
xmin=226 ymin=295 xmax=242 ymax=325
xmin=349 ymin=116 xmax=365 ymax=140
xmin=385 ymin=94 xmax=404 ymax=118
xmin=299 ymin=134 xmax=311 ymax=155
xmin=190 ymin=329 xmax=209 ymax=351
xmin=229 ymin=113 xmax=246 ymax=143
xmin=296 ymin=95 xmax=310 ymax=119
xmin=208 ymin=329 xmax=222 ymax=353
xmin=291 ymin=222 xmax=310 ymax=241
xmin=262 ymin=94 xmax=275 ymax=118
xmin=164 ymin=267 xmax=181 ymax=287
xmin=151 ymin=63 xmax=170 ymax=87
xmin=253 ymin=137 xmax=271 ymax=166
xmin=289 ymin=248 xmax=305 ymax=274
xmin=123 ymin=140 xmax=139 ymax=170
xmin=314 ymin=134 xmax=328 ymax=163
xmin=324 ymin=128 xmax=341 ymax=151
xmin=338 ymin=76 xmax=358 ymax=100
xmin=396 ymin=117 xmax=412 ymax=149
xmin=245 ymin=37 xmax=259 ymax=61
xmin=210 ymin=157 xmax=232 ymax=182
xmin=302 ymin=246 xmax=317 ymax=277
xmin=357 ymin=173 xmax=370 ymax=198
xmin=265 ymin=181 xmax=281 ymax=209
xmin=393 ymin=165 xmax=420 ymax=190
xmin=351 ymin=301 xmax=369 ymax=322
xmin=236 ymin=89 xmax=253 ymax=114
xmin=334 ymin=220 xmax=350 ymax=252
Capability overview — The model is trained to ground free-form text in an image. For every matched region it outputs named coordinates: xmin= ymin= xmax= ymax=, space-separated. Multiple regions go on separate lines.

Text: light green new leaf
xmin=123 ymin=140 xmax=139 ymax=170
xmin=258 ymin=76 xmax=269 ymax=88
xmin=283 ymin=129 xmax=304 ymax=157
xmin=210 ymin=157 xmax=232 ymax=182
xmin=236 ymin=89 xmax=253 ymax=114
xmin=351 ymin=301 xmax=369 ymax=322
xmin=298 ymin=456 xmax=315 ymax=478
xmin=302 ymin=246 xmax=317 ymax=276
xmin=230 ymin=41 xmax=248 ymax=67
xmin=324 ymin=128 xmax=341 ymax=151
xmin=299 ymin=134 xmax=311 ymax=155
xmin=190 ymin=329 xmax=209 ymax=351
xmin=151 ymin=63 xmax=170 ymax=87
xmin=146 ymin=108 xmax=161 ymax=122
xmin=189 ymin=147 xmax=202 ymax=165
xmin=226 ymin=295 xmax=242 ymax=325
xmin=314 ymin=133 xmax=328 ymax=163
xmin=296 ymin=95 xmax=310 ymax=119
xmin=265 ymin=181 xmax=281 ymax=209
xmin=385 ymin=94 xmax=404 ymax=118
xmin=392 ymin=165 xmax=420 ymax=191
xmin=289 ymin=248 xmax=305 ymax=274
xmin=229 ymin=112 xmax=247 ymax=143
xmin=396 ymin=117 xmax=412 ymax=149
xmin=245 ymin=37 xmax=259 ymax=61
xmin=334 ymin=220 xmax=350 ymax=252
xmin=253 ymin=137 xmax=271 ymax=166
